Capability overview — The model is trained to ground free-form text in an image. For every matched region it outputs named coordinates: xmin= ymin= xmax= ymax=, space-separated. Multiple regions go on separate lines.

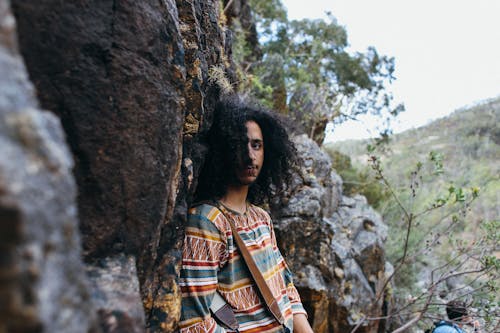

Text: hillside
xmin=325 ymin=97 xmax=499 ymax=328
xmin=328 ymin=97 xmax=500 ymax=225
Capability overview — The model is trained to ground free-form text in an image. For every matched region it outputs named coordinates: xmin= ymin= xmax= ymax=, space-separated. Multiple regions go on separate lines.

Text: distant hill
xmin=327 ymin=97 xmax=500 ymax=225
xmin=325 ymin=97 xmax=500 ymax=298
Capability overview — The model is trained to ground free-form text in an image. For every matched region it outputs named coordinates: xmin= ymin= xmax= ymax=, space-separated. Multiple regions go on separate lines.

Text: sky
xmin=281 ymin=0 xmax=500 ymax=142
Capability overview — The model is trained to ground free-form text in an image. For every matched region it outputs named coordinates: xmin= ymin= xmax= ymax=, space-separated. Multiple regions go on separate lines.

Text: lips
xmin=244 ymin=165 xmax=258 ymax=176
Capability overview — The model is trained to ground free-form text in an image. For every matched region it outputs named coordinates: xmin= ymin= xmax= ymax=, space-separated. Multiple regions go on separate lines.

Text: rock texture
xmin=289 ymin=85 xmax=331 ymax=145
xmin=272 ymin=135 xmax=390 ymax=333
xmin=2 ymin=0 xmax=391 ymax=332
xmin=0 ymin=1 xmax=97 ymax=332
xmin=87 ymin=255 xmax=145 ymax=333
xmin=10 ymin=0 xmax=231 ymax=331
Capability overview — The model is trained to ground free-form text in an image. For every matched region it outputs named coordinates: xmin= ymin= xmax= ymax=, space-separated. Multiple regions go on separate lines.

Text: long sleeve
xmin=282 ymin=264 xmax=307 ymax=316
xmin=179 ymin=208 xmax=227 ymax=333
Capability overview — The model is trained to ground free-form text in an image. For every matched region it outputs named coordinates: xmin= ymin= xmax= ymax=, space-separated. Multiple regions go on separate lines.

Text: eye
xmin=251 ymin=141 xmax=263 ymax=150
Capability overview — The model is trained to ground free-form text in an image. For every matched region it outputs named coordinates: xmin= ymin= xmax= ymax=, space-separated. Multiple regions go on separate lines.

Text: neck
xmin=220 ymin=184 xmax=249 ymax=214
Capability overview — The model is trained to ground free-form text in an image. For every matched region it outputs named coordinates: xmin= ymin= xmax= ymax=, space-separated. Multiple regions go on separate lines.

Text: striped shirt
xmin=179 ymin=203 xmax=306 ymax=333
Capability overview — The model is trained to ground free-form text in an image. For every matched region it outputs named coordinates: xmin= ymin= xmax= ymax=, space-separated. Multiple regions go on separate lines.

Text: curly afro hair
xmin=195 ymin=95 xmax=298 ymax=205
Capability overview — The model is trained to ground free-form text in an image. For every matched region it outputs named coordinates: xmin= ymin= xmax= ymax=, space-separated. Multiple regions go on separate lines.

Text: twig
xmin=392 ymin=313 xmax=422 ymax=333
xmin=349 ymin=315 xmax=367 ymax=333
xmin=223 ymin=0 xmax=235 ymax=15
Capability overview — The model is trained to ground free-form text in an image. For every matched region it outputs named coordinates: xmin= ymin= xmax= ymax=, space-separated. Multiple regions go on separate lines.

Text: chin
xmin=236 ymin=175 xmax=259 ymax=186
xmin=239 ymin=178 xmax=256 ymax=186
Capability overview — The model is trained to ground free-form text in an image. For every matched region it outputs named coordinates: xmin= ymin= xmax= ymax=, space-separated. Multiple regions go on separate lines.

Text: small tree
xmin=349 ymin=145 xmax=499 ymax=333
xmin=230 ymin=0 xmax=404 ymax=145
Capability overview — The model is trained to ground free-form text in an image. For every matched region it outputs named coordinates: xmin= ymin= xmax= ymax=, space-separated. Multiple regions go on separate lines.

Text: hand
xmin=472 ymin=319 xmax=481 ymax=332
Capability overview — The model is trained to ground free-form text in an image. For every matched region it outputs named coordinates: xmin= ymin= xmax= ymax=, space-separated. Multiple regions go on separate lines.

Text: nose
xmin=248 ymin=144 xmax=256 ymax=161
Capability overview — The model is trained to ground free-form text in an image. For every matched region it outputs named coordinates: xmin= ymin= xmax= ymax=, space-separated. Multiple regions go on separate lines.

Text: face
xmin=235 ymin=121 xmax=264 ymax=186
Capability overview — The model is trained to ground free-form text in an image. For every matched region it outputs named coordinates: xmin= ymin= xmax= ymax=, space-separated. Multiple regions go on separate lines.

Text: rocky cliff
xmin=0 ymin=1 xmax=389 ymax=332
xmin=272 ymin=135 xmax=390 ymax=333
xmin=0 ymin=2 xmax=97 ymax=331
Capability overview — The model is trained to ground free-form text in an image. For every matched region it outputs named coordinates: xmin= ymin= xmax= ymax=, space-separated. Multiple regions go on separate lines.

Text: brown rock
xmin=9 ymin=0 xmax=233 ymax=330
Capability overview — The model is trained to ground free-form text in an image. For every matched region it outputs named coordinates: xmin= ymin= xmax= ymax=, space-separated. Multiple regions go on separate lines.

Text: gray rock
xmin=10 ymin=0 xmax=232 ymax=330
xmin=273 ymin=136 xmax=391 ymax=333
xmin=0 ymin=2 xmax=98 ymax=331
xmin=87 ymin=255 xmax=145 ymax=333
xmin=280 ymin=186 xmax=323 ymax=218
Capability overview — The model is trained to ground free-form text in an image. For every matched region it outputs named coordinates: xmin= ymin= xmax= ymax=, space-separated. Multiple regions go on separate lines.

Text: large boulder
xmin=0 ymin=1 xmax=97 ymax=331
xmin=273 ymin=135 xmax=390 ymax=333
xmin=2 ymin=0 xmax=393 ymax=331
xmin=7 ymin=0 xmax=232 ymax=331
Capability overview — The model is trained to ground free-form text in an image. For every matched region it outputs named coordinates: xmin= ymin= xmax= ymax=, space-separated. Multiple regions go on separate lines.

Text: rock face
xmin=272 ymin=135 xmax=390 ymax=333
xmin=0 ymin=1 xmax=97 ymax=332
xmin=1 ymin=1 xmax=390 ymax=332
xmin=9 ymin=0 xmax=231 ymax=331
xmin=87 ymin=255 xmax=145 ymax=333
xmin=289 ymin=85 xmax=331 ymax=145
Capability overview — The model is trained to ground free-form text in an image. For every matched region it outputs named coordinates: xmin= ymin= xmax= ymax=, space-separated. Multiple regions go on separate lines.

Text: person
xmin=179 ymin=96 xmax=314 ymax=333
xmin=431 ymin=300 xmax=481 ymax=333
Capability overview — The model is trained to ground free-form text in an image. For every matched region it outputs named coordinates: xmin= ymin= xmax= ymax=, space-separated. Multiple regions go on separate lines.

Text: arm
xmin=286 ymin=281 xmax=314 ymax=332
xmin=179 ymin=209 xmax=227 ymax=333
xmin=266 ymin=212 xmax=312 ymax=331
xmin=293 ymin=313 xmax=314 ymax=333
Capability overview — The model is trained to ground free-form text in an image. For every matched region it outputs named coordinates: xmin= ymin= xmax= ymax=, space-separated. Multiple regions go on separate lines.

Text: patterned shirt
xmin=179 ymin=203 xmax=306 ymax=333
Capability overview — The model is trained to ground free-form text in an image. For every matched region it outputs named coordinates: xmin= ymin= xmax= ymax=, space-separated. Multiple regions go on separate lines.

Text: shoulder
xmin=186 ymin=203 xmax=223 ymax=231
xmin=250 ymin=204 xmax=271 ymax=220
xmin=432 ymin=321 xmax=463 ymax=333
xmin=188 ymin=203 xmax=220 ymax=221
xmin=188 ymin=203 xmax=230 ymax=235
xmin=248 ymin=204 xmax=272 ymax=223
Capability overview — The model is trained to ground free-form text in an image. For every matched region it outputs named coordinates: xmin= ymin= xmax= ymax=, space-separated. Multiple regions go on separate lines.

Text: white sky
xmin=281 ymin=0 xmax=500 ymax=142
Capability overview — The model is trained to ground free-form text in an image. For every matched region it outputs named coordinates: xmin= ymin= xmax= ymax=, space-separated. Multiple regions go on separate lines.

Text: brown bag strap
xmin=216 ymin=204 xmax=285 ymax=325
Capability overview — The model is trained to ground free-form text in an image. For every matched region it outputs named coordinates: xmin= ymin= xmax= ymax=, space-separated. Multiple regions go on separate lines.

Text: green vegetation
xmin=230 ymin=0 xmax=404 ymax=144
xmin=327 ymin=98 xmax=500 ymax=331
xmin=324 ymin=148 xmax=389 ymax=208
xmin=329 ymin=98 xmax=500 ymax=229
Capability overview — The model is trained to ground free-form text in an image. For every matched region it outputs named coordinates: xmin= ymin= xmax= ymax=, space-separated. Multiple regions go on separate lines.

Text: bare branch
xmin=392 ymin=313 xmax=422 ymax=333
xmin=223 ymin=0 xmax=235 ymax=15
